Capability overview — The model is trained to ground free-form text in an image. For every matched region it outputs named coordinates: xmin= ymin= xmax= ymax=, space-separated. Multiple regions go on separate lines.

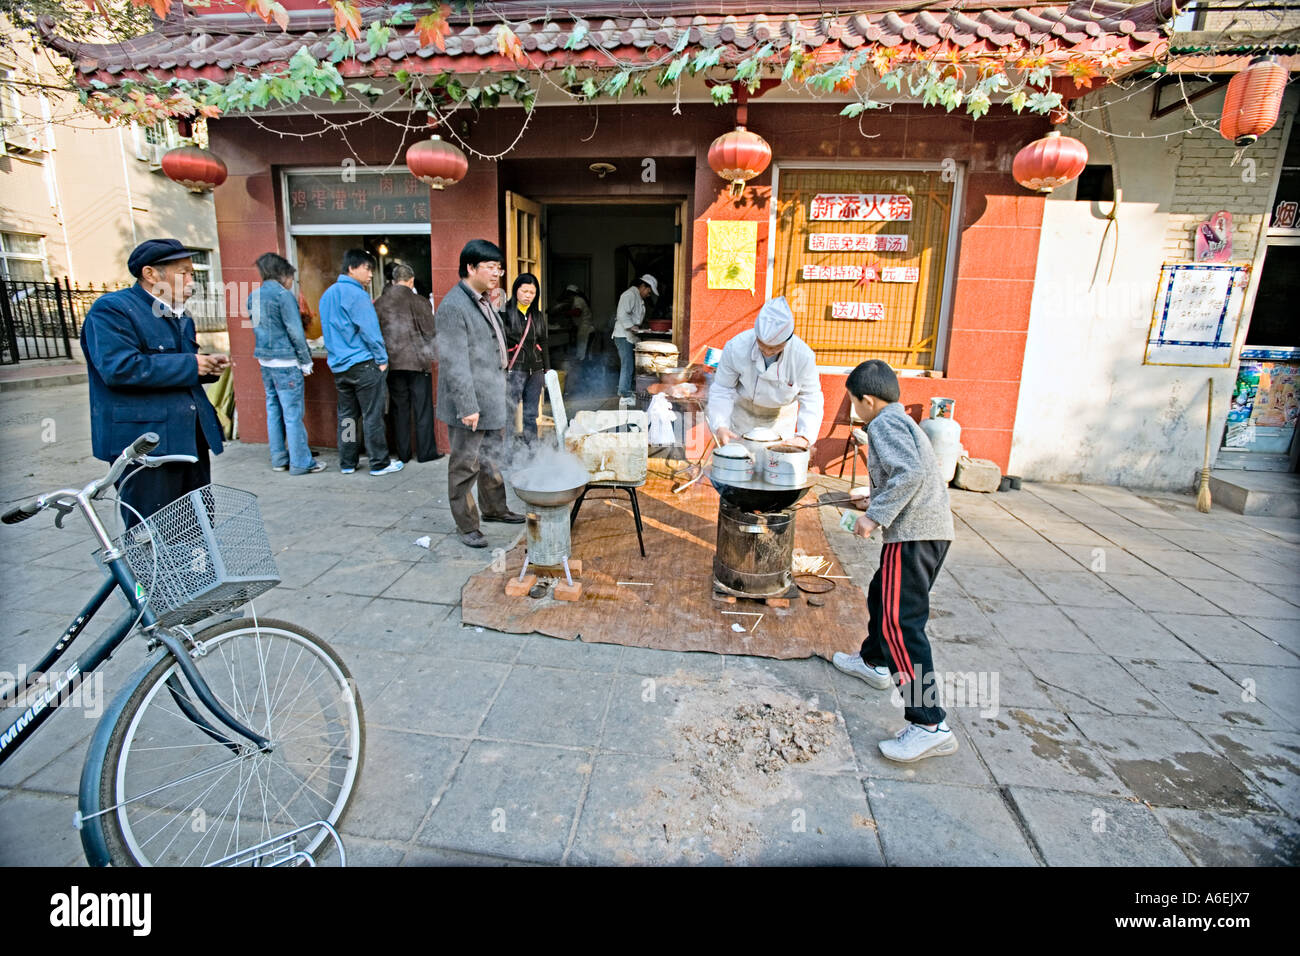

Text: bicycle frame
xmin=0 ymin=485 xmax=271 ymax=766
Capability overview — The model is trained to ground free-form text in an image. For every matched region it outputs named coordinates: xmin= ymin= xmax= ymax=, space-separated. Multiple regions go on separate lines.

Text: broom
xmin=1196 ymin=377 xmax=1214 ymax=513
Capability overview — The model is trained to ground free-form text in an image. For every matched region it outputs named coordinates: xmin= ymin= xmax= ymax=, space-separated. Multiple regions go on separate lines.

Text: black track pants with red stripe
xmin=859 ymin=539 xmax=950 ymax=726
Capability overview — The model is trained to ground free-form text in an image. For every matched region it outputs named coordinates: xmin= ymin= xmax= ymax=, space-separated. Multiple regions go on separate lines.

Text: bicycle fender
xmin=77 ymin=647 xmax=170 ymax=867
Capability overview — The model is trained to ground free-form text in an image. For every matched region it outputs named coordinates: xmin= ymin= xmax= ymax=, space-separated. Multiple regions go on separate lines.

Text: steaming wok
xmin=509 ymin=464 xmax=588 ymax=508
xmin=708 ymin=474 xmax=813 ymax=512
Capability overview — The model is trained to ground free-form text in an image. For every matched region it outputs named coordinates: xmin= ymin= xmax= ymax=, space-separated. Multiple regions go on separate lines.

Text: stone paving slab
xmin=1017 ymin=649 xmax=1173 ymax=718
xmin=1151 ymin=613 xmax=1300 ymax=667
xmin=1058 ymin=606 xmax=1204 ymax=661
xmin=1005 ymin=787 xmax=1192 ymax=866
xmin=1070 ymin=713 xmax=1274 ymax=813
xmin=479 ymin=665 xmax=614 ymax=748
xmin=1121 ymin=658 xmax=1281 ymax=729
xmin=416 ymin=740 xmax=589 ymax=863
xmin=964 ymin=708 xmax=1132 ymax=798
xmin=342 ymin=728 xmax=468 ymax=842
xmin=866 ymin=779 xmax=1039 ymax=866
xmin=1191 ymin=724 xmax=1300 ymax=813
xmin=1153 ymin=808 xmax=1300 ymax=865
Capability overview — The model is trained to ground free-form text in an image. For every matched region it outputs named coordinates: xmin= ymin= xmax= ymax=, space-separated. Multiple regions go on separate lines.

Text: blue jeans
xmin=614 ymin=337 xmax=636 ymax=397
xmin=260 ymin=364 xmax=315 ymax=473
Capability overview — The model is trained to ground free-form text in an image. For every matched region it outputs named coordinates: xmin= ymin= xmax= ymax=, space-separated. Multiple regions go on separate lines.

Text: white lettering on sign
xmin=802 ymin=265 xmax=876 ymax=281
xmin=809 ymin=194 xmax=913 ymax=221
xmin=832 ymin=302 xmax=887 ymax=321
xmin=808 ymin=233 xmax=909 ymax=252
xmin=880 ymin=266 xmax=920 ymax=283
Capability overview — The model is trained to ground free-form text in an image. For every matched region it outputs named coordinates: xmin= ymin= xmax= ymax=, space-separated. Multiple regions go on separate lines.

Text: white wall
xmin=1009 ymin=84 xmax=1294 ymax=490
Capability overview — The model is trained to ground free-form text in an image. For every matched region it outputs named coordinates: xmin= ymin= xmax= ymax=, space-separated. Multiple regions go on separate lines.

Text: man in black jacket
xmin=376 ymin=263 xmax=442 ymax=463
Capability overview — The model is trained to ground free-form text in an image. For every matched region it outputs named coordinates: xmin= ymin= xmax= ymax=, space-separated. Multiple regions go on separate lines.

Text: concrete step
xmin=1206 ymin=469 xmax=1300 ymax=517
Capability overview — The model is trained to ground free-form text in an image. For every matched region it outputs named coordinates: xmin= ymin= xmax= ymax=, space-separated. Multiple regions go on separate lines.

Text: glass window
xmin=0 ymin=232 xmax=47 ymax=281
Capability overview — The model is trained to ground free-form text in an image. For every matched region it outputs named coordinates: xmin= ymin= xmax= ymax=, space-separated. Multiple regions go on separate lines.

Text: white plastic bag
xmin=647 ymin=393 xmax=677 ymax=446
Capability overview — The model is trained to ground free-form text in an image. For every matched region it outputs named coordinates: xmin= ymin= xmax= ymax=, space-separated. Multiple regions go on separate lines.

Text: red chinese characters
xmin=832 ymin=302 xmax=887 ymax=321
xmin=810 ymin=194 xmax=913 ymax=222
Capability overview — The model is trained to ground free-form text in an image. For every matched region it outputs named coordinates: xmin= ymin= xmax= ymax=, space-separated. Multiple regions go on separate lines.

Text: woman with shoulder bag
xmin=501 ymin=272 xmax=549 ymax=449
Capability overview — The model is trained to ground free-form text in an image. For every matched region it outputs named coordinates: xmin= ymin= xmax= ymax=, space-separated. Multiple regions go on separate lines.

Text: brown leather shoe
xmin=482 ymin=511 xmax=526 ymax=524
xmin=459 ymin=530 xmax=489 ymax=548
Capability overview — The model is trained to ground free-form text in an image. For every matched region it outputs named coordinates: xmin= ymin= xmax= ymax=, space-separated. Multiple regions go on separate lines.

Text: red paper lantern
xmin=708 ymin=125 xmax=772 ymax=197
xmin=1220 ymin=55 xmax=1287 ymax=148
xmin=405 ymin=134 xmax=468 ymax=190
xmin=160 ymin=145 xmax=227 ymax=193
xmin=1012 ymin=130 xmax=1088 ymax=193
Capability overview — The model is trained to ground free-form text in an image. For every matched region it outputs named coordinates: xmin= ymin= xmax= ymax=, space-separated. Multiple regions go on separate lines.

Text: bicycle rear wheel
xmin=81 ymin=617 xmax=364 ymax=866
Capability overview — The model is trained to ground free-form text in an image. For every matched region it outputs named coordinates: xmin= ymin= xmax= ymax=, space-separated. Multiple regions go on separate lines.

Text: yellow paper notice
xmin=708 ymin=220 xmax=758 ymax=290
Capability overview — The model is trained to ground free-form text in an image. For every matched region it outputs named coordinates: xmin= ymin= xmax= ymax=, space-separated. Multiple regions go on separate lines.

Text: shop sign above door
xmin=286 ymin=170 xmax=429 ymax=227
xmin=809 ymin=194 xmax=913 ymax=221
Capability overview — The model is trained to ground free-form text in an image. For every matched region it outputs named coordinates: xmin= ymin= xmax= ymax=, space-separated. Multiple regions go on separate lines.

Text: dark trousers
xmin=116 ymin=433 xmax=211 ymax=530
xmin=859 ymin=539 xmax=950 ymax=726
xmin=387 ymin=369 xmax=439 ymax=462
xmin=507 ymin=368 xmax=546 ymax=446
xmin=335 ymin=360 xmax=390 ymax=471
xmin=447 ymin=424 xmax=510 ymax=534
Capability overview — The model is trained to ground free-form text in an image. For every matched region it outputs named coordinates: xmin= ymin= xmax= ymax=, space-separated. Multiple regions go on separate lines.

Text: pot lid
xmin=713 ymin=444 xmax=753 ymax=460
xmin=742 ymin=427 xmax=781 ymax=442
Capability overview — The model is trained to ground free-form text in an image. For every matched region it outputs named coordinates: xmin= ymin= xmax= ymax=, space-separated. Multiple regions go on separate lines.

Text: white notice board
xmin=1143 ymin=262 xmax=1250 ymax=367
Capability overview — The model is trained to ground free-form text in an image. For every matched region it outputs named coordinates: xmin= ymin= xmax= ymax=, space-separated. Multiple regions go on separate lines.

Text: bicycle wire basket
xmin=108 ymin=483 xmax=281 ymax=627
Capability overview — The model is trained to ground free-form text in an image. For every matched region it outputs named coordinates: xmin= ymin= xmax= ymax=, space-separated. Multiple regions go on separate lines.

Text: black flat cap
xmin=128 ymin=238 xmax=201 ymax=278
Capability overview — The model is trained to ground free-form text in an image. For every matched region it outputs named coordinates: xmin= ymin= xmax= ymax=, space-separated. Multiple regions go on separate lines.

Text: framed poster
xmin=1143 ymin=262 xmax=1251 ymax=367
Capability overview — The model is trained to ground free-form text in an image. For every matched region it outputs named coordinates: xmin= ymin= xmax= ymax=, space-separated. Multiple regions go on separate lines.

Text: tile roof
xmin=41 ymin=2 xmax=1172 ymax=87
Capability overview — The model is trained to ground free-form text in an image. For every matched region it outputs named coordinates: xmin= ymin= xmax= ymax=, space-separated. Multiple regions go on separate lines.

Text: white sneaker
xmin=832 ymin=652 xmax=893 ymax=690
xmin=369 ymin=460 xmax=405 ymax=476
xmin=878 ymin=722 xmax=958 ymax=763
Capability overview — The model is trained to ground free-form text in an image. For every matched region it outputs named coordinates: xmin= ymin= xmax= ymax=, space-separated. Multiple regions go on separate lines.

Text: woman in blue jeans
xmin=247 ymin=253 xmax=326 ymax=475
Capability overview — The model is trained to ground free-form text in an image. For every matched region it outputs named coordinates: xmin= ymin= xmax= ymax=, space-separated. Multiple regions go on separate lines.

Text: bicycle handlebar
xmin=1 ymin=432 xmax=164 ymax=525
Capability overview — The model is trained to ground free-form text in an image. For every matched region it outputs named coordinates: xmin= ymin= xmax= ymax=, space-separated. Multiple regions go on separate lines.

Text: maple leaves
xmin=331 ymin=0 xmax=362 ymax=42
xmin=495 ymin=24 xmax=527 ymax=66
xmin=246 ymin=0 xmax=289 ymax=31
xmin=1062 ymin=54 xmax=1101 ymax=89
xmin=416 ymin=4 xmax=453 ymax=51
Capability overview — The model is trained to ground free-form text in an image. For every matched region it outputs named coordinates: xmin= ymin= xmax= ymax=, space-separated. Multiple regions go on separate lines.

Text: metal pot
xmin=658 ymin=366 xmax=691 ymax=385
xmin=740 ymin=427 xmax=782 ymax=471
xmin=764 ymin=443 xmax=810 ymax=487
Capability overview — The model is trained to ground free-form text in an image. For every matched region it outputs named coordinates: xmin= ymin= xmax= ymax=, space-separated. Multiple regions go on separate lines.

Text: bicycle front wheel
xmin=83 ymin=617 xmax=364 ymax=866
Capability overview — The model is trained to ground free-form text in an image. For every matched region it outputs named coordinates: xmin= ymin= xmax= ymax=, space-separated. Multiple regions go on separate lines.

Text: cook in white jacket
xmin=708 ymin=296 xmax=824 ymax=449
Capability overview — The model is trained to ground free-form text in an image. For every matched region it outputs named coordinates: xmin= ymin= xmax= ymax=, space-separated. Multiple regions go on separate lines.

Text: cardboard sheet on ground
xmin=460 ymin=475 xmax=866 ymax=659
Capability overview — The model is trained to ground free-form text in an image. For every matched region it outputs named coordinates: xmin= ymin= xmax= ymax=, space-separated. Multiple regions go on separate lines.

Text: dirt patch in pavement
xmin=607 ymin=674 xmax=857 ymax=864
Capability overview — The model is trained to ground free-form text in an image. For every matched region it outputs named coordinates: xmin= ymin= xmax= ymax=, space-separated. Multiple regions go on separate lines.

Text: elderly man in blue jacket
xmin=81 ymin=238 xmax=228 ymax=528
xmin=318 ymin=249 xmax=402 ymax=476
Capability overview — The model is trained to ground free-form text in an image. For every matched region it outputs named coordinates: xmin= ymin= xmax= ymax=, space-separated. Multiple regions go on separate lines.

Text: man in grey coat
xmin=435 ymin=239 xmax=525 ymax=547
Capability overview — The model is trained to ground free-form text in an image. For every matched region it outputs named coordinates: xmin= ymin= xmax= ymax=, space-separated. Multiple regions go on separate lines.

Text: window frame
xmin=0 ymin=231 xmax=50 ymax=281
xmin=764 ymin=159 xmax=966 ymax=375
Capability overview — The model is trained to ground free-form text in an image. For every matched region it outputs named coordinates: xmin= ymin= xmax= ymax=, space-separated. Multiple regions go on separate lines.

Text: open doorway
xmin=503 ymin=197 xmax=683 ymax=407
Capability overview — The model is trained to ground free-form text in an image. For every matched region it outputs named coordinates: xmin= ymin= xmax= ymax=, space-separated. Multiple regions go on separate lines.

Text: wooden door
xmin=505 ymin=191 xmax=542 ymax=294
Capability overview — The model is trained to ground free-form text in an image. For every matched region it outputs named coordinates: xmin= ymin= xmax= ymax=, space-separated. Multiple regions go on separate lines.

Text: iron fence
xmin=1 ymin=279 xmax=228 ymax=364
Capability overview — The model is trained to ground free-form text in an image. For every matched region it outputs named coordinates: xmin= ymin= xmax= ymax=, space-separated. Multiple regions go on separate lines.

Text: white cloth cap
xmin=755 ymin=296 xmax=795 ymax=345
xmin=639 ymin=274 xmax=659 ymax=296
xmin=565 ymin=284 xmax=579 ymax=293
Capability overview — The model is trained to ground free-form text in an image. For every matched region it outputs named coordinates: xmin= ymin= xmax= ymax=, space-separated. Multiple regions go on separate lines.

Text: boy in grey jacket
xmin=833 ymin=360 xmax=958 ymax=763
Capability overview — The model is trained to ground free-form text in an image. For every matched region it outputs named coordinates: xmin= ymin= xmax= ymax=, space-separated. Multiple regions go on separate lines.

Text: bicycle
xmin=0 ymin=432 xmax=365 ymax=866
